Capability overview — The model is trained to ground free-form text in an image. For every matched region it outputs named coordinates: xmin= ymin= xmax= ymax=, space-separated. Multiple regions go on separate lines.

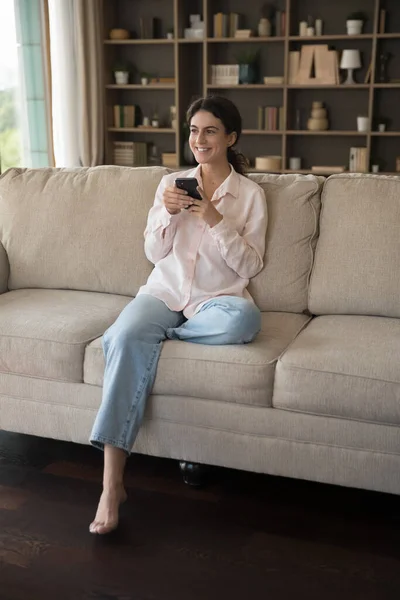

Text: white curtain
xmin=48 ymin=0 xmax=104 ymax=167
xmin=48 ymin=0 xmax=80 ymax=167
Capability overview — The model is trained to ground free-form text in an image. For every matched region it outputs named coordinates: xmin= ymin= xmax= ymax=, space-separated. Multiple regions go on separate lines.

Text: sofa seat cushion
xmin=84 ymin=312 xmax=310 ymax=406
xmin=273 ymin=315 xmax=400 ymax=425
xmin=0 ymin=289 xmax=131 ymax=382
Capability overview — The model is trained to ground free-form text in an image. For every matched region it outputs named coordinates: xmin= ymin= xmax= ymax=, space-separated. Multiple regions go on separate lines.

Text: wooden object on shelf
xmin=255 ymin=156 xmax=282 ymax=171
xmin=234 ymin=29 xmax=253 ymax=38
xmin=294 ymin=45 xmax=337 ymax=85
xmin=307 ymin=102 xmax=329 ymax=131
xmin=263 ymin=76 xmax=284 ymax=85
xmin=109 ymin=29 xmax=130 ymax=40
xmin=161 ymin=152 xmax=178 ymax=167
xmin=311 ymin=165 xmax=346 ymax=174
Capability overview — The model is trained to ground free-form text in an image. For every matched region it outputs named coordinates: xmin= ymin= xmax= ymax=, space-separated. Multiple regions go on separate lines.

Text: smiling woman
xmin=186 ymin=95 xmax=249 ymax=176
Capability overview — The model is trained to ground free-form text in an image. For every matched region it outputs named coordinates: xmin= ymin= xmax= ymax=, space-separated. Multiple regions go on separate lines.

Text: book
xmin=288 ymin=51 xmax=300 ymax=84
xmin=229 ymin=13 xmax=240 ymax=37
xmin=379 ymin=9 xmax=386 ymax=34
xmin=281 ymin=11 xmax=286 ymax=36
xmin=113 ymin=105 xmax=136 ymax=128
xmin=349 ymin=147 xmax=367 ymax=172
xmin=257 ymin=106 xmax=264 ymax=129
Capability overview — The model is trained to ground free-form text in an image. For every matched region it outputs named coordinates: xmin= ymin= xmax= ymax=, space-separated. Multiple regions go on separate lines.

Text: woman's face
xmin=189 ymin=110 xmax=236 ymax=167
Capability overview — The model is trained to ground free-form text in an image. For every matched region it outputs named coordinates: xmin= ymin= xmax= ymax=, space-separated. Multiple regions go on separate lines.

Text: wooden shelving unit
xmin=102 ymin=0 xmax=400 ymax=174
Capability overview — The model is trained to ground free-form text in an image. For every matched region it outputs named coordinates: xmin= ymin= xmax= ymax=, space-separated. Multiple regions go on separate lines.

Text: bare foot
xmin=89 ymin=484 xmax=127 ymax=535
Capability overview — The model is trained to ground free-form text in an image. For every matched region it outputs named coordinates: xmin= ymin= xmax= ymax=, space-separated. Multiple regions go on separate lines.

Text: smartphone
xmin=175 ymin=177 xmax=202 ymax=201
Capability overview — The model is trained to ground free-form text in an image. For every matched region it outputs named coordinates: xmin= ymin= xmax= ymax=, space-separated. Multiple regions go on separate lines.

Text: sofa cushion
xmin=0 ymin=166 xmax=168 ymax=296
xmin=309 ymin=174 xmax=400 ymax=317
xmin=248 ymin=173 xmax=323 ymax=313
xmin=273 ymin=315 xmax=400 ymax=425
xmin=0 ymin=289 xmax=131 ymax=382
xmin=84 ymin=312 xmax=310 ymax=406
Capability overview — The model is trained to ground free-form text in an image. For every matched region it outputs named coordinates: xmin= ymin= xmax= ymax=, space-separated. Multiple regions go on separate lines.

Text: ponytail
xmin=227 ymin=146 xmax=249 ymax=176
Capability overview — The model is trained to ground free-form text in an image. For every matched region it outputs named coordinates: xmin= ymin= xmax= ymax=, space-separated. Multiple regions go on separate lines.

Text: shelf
xmin=104 ymin=39 xmax=174 ymax=44
xmin=376 ymin=33 xmax=400 ymax=39
xmin=178 ymin=38 xmax=203 ymax=43
xmin=370 ymin=131 xmax=400 ymax=136
xmin=207 ymin=84 xmax=284 ymax=89
xmin=108 ymin=128 xmax=175 ymax=133
xmin=242 ymin=129 xmax=283 ymax=135
xmin=373 ymin=83 xmax=400 ymax=88
xmin=207 ymin=37 xmax=285 ymax=43
xmin=288 ymin=84 xmax=369 ymax=89
xmin=289 ymin=34 xmax=373 ymax=41
xmin=286 ymin=130 xmax=367 ymax=136
xmin=106 ymin=84 xmax=175 ymax=90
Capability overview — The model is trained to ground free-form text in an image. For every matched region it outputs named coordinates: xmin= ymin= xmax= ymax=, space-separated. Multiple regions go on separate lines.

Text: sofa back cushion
xmin=0 ymin=167 xmax=323 ymax=310
xmin=309 ymin=174 xmax=400 ymax=317
xmin=0 ymin=166 xmax=168 ymax=296
xmin=248 ymin=173 xmax=323 ymax=313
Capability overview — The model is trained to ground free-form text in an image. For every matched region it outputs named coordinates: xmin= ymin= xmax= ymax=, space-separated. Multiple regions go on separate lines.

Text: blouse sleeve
xmin=144 ymin=176 xmax=181 ymax=264
xmin=208 ymin=187 xmax=267 ymax=279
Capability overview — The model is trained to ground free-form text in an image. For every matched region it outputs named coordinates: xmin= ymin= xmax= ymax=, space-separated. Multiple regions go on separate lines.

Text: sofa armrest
xmin=0 ymin=242 xmax=9 ymax=294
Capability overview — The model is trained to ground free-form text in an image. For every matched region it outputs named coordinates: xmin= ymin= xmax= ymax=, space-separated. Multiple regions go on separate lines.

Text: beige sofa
xmin=0 ymin=166 xmax=399 ymax=495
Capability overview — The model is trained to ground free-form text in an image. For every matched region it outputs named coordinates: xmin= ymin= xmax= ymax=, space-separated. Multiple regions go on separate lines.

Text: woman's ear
xmin=227 ymin=131 xmax=237 ymax=148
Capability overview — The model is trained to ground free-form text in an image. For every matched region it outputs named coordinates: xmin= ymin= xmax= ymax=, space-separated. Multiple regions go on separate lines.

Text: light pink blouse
xmin=137 ymin=165 xmax=268 ymax=318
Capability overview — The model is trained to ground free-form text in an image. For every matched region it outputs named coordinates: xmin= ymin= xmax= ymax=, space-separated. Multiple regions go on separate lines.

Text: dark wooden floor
xmin=0 ymin=431 xmax=399 ymax=600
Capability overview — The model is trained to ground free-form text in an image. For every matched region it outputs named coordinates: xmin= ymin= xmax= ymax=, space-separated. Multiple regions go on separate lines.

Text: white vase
xmin=346 ymin=20 xmax=363 ymax=35
xmin=258 ymin=18 xmax=271 ymax=37
xmin=357 ymin=116 xmax=369 ymax=132
xmin=114 ymin=71 xmax=129 ymax=85
xmin=141 ymin=77 xmax=149 ymax=85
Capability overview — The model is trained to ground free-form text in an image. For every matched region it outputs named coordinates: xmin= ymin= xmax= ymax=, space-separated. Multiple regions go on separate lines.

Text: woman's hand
xmin=188 ymin=186 xmax=223 ymax=228
xmin=163 ymin=186 xmax=193 ymax=215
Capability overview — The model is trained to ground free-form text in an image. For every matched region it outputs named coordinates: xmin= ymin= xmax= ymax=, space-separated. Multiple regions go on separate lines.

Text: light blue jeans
xmin=90 ymin=294 xmax=261 ymax=454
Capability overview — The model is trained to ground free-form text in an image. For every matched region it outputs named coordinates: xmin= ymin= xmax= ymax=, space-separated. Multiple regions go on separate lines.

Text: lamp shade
xmin=340 ymin=49 xmax=361 ymax=69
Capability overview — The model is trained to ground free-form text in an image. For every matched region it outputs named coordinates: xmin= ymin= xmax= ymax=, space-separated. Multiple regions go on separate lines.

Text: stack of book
xmin=213 ymin=12 xmax=241 ymax=37
xmin=210 ymin=65 xmax=239 ymax=85
xmin=113 ymin=105 xmax=136 ymax=128
xmin=258 ymin=106 xmax=285 ymax=130
xmin=113 ymin=141 xmax=147 ymax=166
xmin=349 ymin=147 xmax=368 ymax=173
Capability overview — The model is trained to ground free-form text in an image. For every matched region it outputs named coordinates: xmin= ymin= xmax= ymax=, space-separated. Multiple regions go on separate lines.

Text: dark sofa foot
xmin=179 ymin=461 xmax=209 ymax=487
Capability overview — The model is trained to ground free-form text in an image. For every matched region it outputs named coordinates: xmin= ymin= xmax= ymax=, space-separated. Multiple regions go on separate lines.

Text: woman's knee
xmin=219 ymin=297 xmax=261 ymax=343
xmin=103 ymin=319 xmax=162 ymax=350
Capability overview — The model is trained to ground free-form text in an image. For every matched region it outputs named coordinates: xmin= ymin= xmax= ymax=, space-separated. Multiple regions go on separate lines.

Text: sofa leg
xmin=179 ymin=461 xmax=209 ymax=487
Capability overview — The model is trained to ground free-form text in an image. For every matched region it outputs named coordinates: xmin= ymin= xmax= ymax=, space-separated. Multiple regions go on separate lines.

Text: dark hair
xmin=186 ymin=96 xmax=248 ymax=175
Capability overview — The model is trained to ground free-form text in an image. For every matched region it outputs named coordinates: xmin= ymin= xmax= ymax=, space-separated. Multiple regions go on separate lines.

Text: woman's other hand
xmin=188 ymin=186 xmax=223 ymax=228
xmin=163 ymin=186 xmax=192 ymax=215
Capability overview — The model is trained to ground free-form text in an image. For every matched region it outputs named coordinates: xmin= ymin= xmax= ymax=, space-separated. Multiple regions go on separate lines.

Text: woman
xmin=89 ymin=96 xmax=268 ymax=534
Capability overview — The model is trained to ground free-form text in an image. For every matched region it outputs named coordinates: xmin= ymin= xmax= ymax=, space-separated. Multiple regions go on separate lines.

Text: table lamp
xmin=340 ymin=49 xmax=362 ymax=84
